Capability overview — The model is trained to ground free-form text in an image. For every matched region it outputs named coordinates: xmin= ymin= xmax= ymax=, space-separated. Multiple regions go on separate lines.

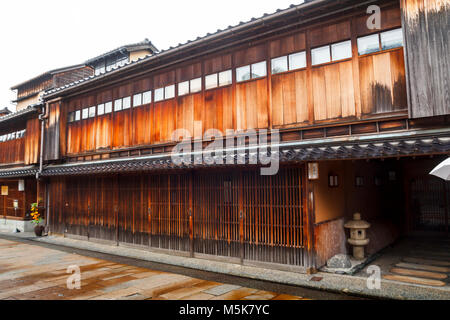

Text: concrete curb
xmin=1 ymin=231 xmax=449 ymax=300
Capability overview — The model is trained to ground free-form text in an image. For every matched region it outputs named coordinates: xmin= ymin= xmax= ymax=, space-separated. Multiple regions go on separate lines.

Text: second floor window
xmin=114 ymin=99 xmax=122 ymax=112
xmin=271 ymin=51 xmax=307 ymax=75
xmin=0 ymin=129 xmax=26 ymax=142
xmin=357 ymin=28 xmax=403 ymax=55
xmin=82 ymin=108 xmax=89 ymax=119
xmin=236 ymin=61 xmax=267 ymax=83
xmin=97 ymin=104 xmax=105 ymax=116
xmin=312 ymin=46 xmax=331 ymax=65
xmin=89 ymin=106 xmax=96 ymax=118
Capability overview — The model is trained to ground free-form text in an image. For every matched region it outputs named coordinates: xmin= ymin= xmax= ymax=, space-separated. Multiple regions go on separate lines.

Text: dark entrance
xmin=411 ymin=176 xmax=450 ymax=235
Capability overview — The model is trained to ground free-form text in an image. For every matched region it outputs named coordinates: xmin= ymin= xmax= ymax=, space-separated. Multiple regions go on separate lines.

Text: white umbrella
xmin=430 ymin=157 xmax=450 ymax=181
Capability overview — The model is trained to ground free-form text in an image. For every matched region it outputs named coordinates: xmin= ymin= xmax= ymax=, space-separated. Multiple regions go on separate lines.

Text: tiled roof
xmin=84 ymin=38 xmax=159 ymax=65
xmin=0 ymin=166 xmax=38 ymax=178
xmin=0 ymin=104 xmax=41 ymax=125
xmin=11 ymin=64 xmax=88 ymax=90
xmin=42 ymin=132 xmax=450 ymax=177
xmin=0 ymin=108 xmax=11 ymax=115
xmin=44 ymin=0 xmax=343 ymax=98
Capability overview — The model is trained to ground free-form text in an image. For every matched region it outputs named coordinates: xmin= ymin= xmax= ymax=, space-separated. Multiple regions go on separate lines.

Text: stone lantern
xmin=344 ymin=213 xmax=370 ymax=260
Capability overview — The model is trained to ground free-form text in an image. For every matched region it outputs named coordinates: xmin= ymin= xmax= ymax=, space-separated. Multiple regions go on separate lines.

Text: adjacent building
xmin=1 ymin=0 xmax=449 ymax=272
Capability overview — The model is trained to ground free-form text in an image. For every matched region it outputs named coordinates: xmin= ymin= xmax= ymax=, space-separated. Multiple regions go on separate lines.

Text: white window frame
xmin=122 ymin=96 xmax=131 ymax=110
xmin=142 ymin=91 xmax=152 ymax=104
xmin=114 ymin=99 xmax=123 ymax=112
xmin=205 ymin=73 xmax=218 ymax=90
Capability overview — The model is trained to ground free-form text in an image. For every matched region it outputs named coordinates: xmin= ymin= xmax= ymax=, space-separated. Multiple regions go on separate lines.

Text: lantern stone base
xmin=0 ymin=218 xmax=42 ymax=233
xmin=322 ymin=255 xmax=372 ymax=275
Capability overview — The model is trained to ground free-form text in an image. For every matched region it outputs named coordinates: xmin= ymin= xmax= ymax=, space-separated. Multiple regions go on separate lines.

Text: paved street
xmin=0 ymin=237 xmax=313 ymax=300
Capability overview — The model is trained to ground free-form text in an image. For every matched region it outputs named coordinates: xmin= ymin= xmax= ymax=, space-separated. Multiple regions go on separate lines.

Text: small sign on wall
xmin=18 ymin=180 xmax=25 ymax=192
xmin=1 ymin=186 xmax=8 ymax=196
xmin=308 ymin=162 xmax=319 ymax=180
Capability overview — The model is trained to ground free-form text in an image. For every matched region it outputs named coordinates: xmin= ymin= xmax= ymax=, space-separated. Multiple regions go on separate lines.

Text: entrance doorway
xmin=411 ymin=176 xmax=449 ymax=235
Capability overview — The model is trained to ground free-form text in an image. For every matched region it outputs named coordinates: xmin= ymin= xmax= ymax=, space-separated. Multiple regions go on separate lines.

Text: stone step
xmin=396 ymin=263 xmax=450 ymax=273
xmin=383 ymin=275 xmax=447 ymax=287
xmin=403 ymin=257 xmax=450 ymax=267
xmin=390 ymin=268 xmax=448 ymax=280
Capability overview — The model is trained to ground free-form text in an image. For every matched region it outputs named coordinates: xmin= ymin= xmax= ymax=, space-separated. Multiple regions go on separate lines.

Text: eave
xmin=42 ymin=128 xmax=450 ymax=177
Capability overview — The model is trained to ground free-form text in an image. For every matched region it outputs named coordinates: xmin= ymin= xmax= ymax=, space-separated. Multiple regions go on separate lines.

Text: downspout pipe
xmin=37 ymin=102 xmax=49 ymax=231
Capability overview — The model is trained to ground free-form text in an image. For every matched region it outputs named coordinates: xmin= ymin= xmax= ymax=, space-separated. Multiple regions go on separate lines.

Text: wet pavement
xmin=0 ymin=237 xmax=357 ymax=300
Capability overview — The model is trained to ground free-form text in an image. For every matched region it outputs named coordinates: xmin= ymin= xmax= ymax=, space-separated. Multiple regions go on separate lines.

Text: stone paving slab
xmin=0 ymin=237 xmax=303 ymax=301
xmin=204 ymin=284 xmax=242 ymax=296
xmin=2 ymin=231 xmax=450 ymax=300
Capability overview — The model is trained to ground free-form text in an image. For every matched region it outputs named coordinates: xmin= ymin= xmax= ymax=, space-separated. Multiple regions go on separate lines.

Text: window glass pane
xmin=165 ymin=85 xmax=175 ymax=99
xmin=75 ymin=110 xmax=81 ymax=121
xmin=251 ymin=61 xmax=267 ymax=78
xmin=82 ymin=108 xmax=89 ymax=119
xmin=311 ymin=46 xmax=331 ymax=65
xmin=357 ymin=34 xmax=380 ymax=55
xmin=289 ymin=51 xmax=307 ymax=70
xmin=190 ymin=78 xmax=202 ymax=93
xmin=143 ymin=91 xmax=152 ymax=104
xmin=105 ymin=102 xmax=112 ymax=114
xmin=381 ymin=28 xmax=403 ymax=50
xmin=122 ymin=96 xmax=131 ymax=109
xmin=133 ymin=94 xmax=142 ymax=107
xmin=271 ymin=56 xmax=288 ymax=74
xmin=154 ymin=88 xmax=164 ymax=102
xmin=205 ymin=74 xmax=218 ymax=90
xmin=97 ymin=104 xmax=105 ymax=115
xmin=331 ymin=40 xmax=352 ymax=61
xmin=89 ymin=106 xmax=96 ymax=118
xmin=114 ymin=99 xmax=122 ymax=111
xmin=219 ymin=70 xmax=232 ymax=86
xmin=236 ymin=65 xmax=251 ymax=82
xmin=178 ymin=81 xmax=190 ymax=96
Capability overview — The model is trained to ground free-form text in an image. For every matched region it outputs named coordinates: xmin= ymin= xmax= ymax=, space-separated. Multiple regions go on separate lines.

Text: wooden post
xmin=305 ymin=164 xmax=317 ymax=273
xmin=350 ymin=17 xmax=362 ymax=118
xmin=115 ymin=175 xmax=120 ymax=246
xmin=189 ymin=172 xmax=194 ymax=257
xmin=238 ymin=170 xmax=244 ymax=264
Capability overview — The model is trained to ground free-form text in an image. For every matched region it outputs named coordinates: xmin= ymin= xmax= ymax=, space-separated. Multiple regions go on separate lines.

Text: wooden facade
xmin=55 ymin=3 xmax=407 ymax=161
xmin=47 ymin=167 xmax=310 ymax=268
xmin=401 ymin=0 xmax=450 ymax=118
xmin=0 ymin=117 xmax=40 ymax=166
xmin=2 ymin=0 xmax=447 ymax=269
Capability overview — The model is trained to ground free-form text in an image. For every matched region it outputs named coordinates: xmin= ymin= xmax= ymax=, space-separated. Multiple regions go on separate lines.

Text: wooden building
xmin=4 ymin=0 xmax=450 ymax=271
xmin=11 ymin=65 xmax=94 ymax=112
xmin=0 ymin=104 xmax=41 ymax=231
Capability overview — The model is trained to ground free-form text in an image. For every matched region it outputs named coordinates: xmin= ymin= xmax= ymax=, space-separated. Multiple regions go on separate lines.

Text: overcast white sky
xmin=0 ymin=0 xmax=303 ymax=111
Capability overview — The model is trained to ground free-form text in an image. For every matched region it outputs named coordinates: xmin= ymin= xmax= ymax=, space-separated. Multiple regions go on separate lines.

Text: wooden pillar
xmin=238 ymin=170 xmax=244 ymax=264
xmin=305 ymin=164 xmax=317 ymax=273
xmin=350 ymin=16 xmax=362 ymax=118
xmin=189 ymin=172 xmax=194 ymax=257
xmin=114 ymin=175 xmax=120 ymax=246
